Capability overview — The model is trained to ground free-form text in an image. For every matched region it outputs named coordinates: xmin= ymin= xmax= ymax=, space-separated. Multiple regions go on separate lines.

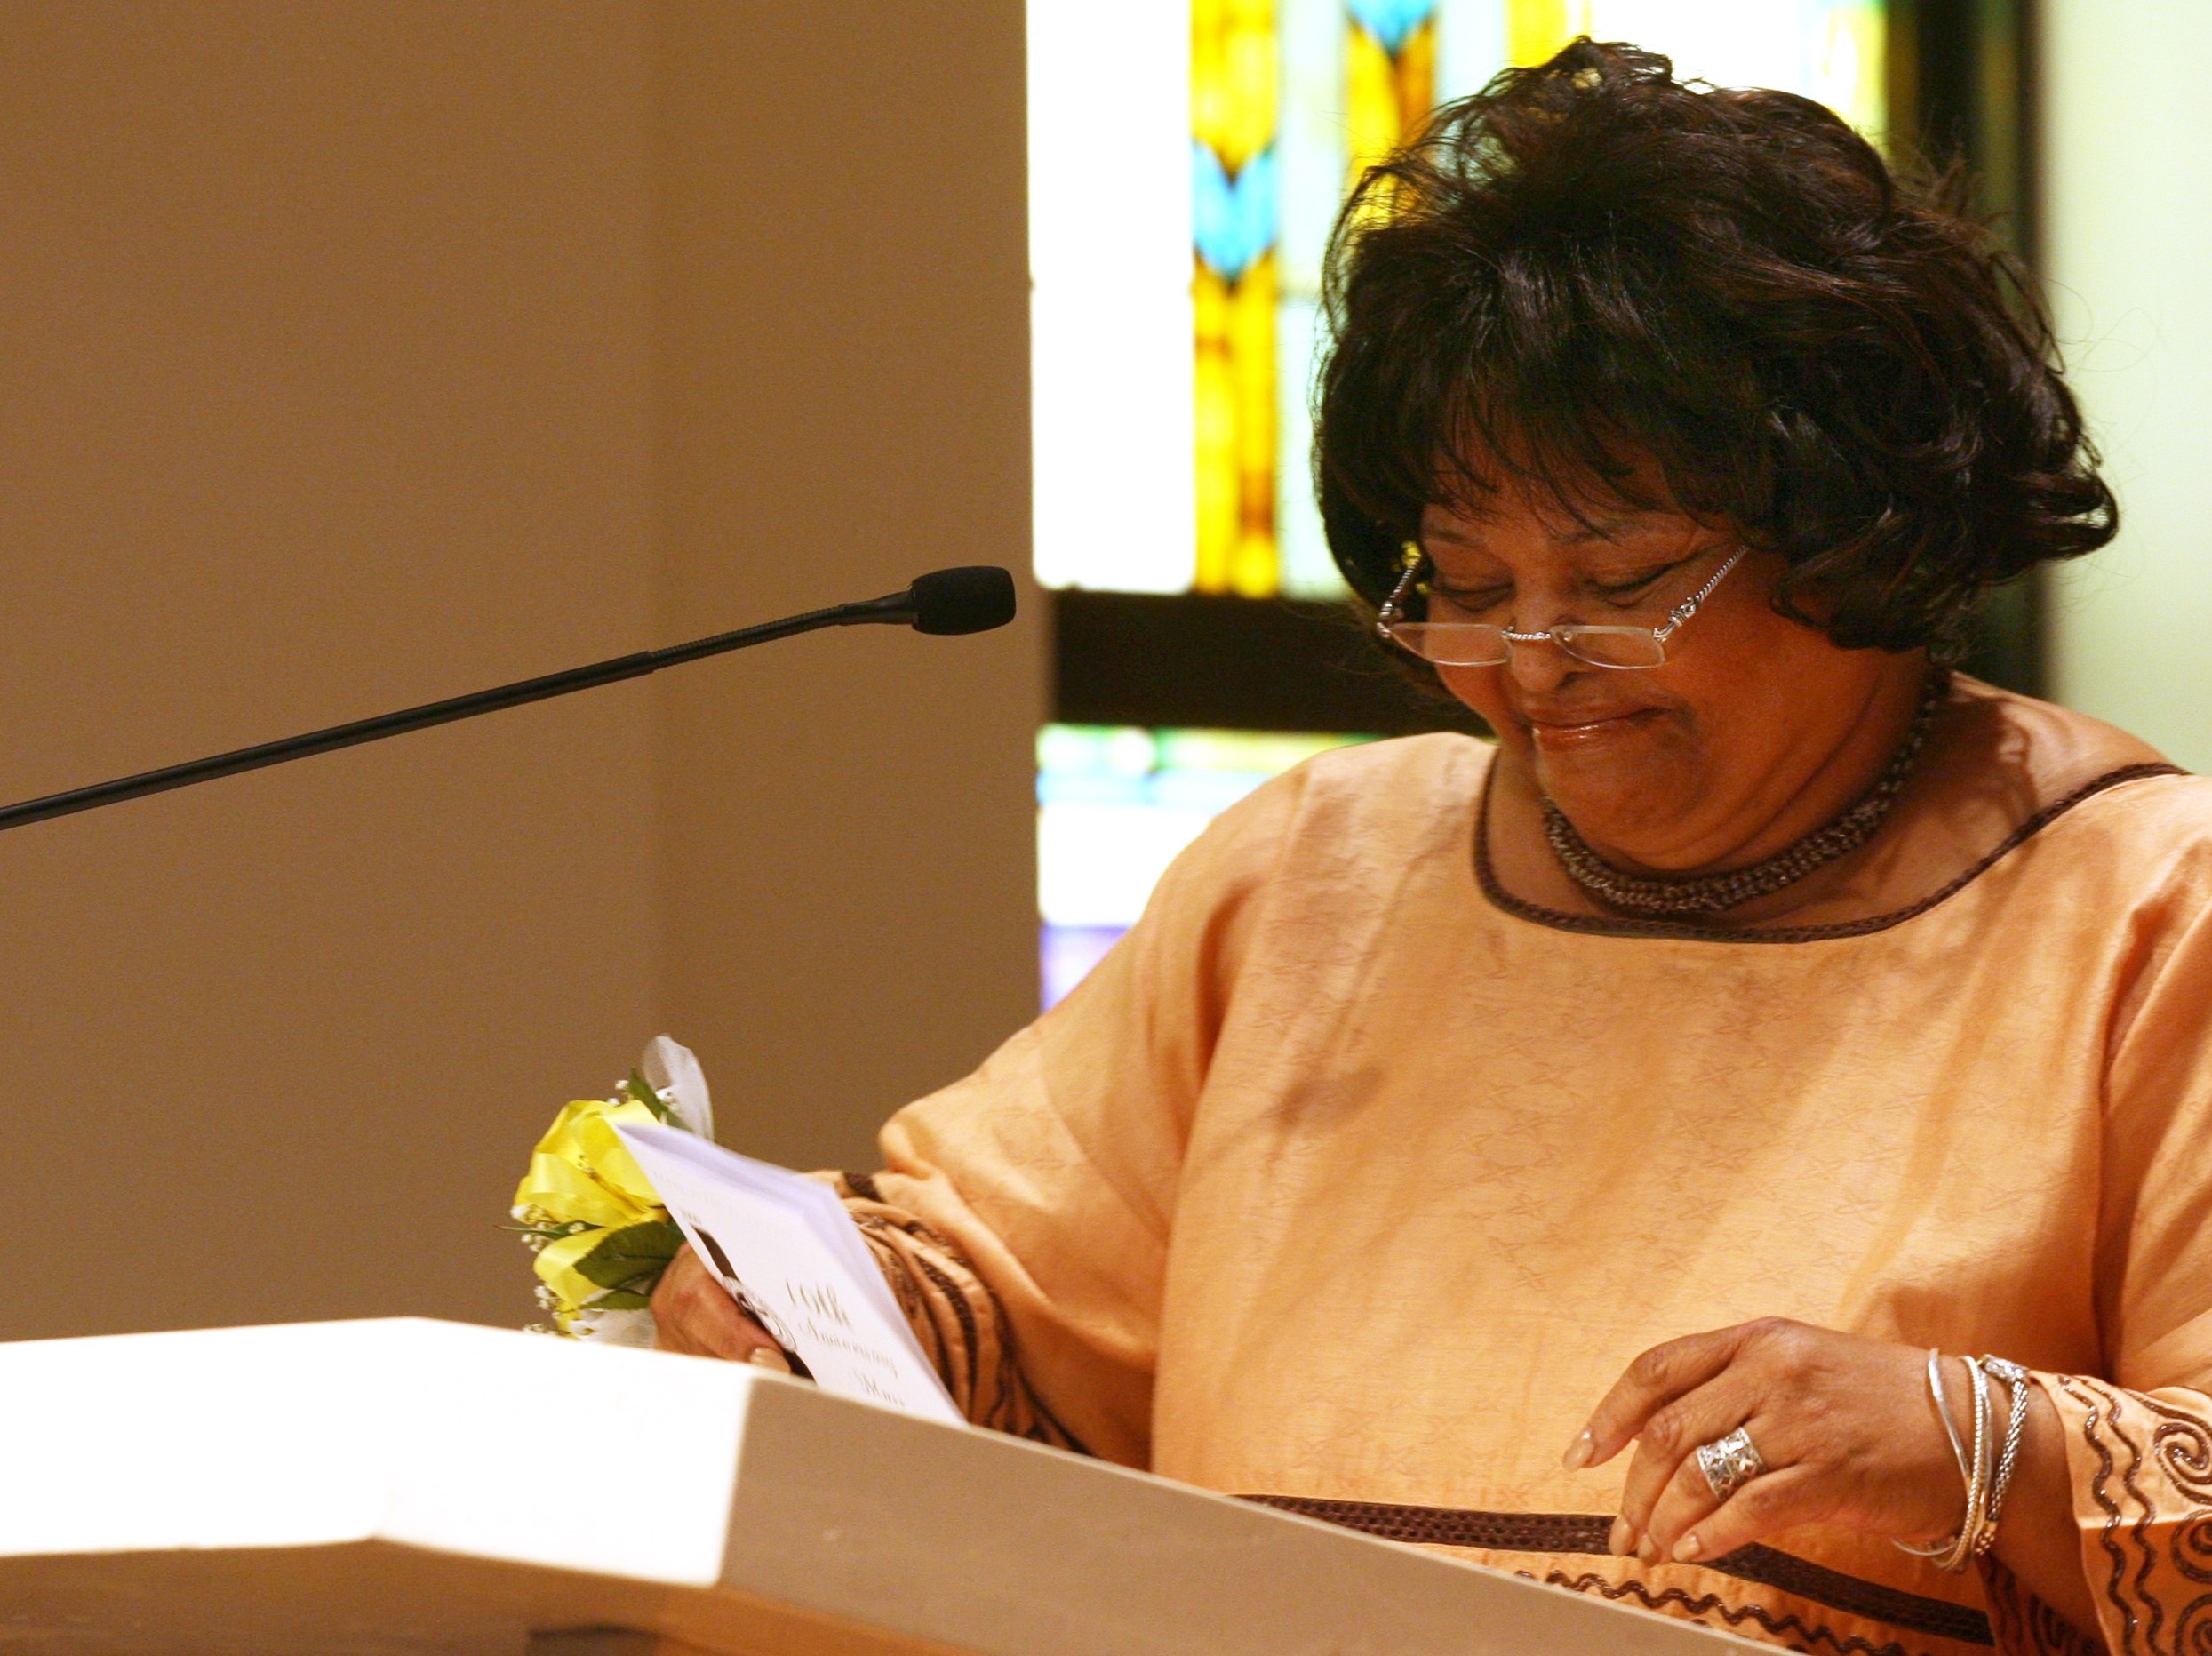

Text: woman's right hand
xmin=651 ymin=1243 xmax=791 ymax=1368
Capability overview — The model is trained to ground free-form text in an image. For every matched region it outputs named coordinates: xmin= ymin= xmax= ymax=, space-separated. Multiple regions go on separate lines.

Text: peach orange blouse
xmin=837 ymin=690 xmax=2212 ymax=1656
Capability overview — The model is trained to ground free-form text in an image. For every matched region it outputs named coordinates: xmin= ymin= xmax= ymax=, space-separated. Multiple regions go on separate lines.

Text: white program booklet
xmin=616 ymin=1121 xmax=963 ymax=1426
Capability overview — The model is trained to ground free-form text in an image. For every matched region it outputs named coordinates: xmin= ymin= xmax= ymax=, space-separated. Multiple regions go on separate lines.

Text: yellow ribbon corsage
xmin=510 ymin=1036 xmax=713 ymax=1342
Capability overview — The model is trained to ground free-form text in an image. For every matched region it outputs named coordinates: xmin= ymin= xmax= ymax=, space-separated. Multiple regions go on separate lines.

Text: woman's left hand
xmin=1564 ymin=1317 xmax=1966 ymax=1565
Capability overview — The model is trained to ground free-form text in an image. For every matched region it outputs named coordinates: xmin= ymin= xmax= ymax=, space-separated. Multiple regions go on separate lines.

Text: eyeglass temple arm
xmin=1653 ymin=546 xmax=1748 ymax=639
xmin=1377 ymin=551 xmax=1424 ymax=628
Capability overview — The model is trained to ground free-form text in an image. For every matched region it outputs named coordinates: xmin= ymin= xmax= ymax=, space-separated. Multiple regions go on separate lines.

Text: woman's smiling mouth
xmin=1521 ymin=706 xmax=1668 ymax=752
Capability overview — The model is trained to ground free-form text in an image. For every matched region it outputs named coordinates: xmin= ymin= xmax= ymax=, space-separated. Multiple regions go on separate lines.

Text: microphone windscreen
xmin=910 ymin=565 xmax=1018 ymax=635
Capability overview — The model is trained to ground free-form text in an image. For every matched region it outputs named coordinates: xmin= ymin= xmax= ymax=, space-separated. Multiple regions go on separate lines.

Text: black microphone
xmin=0 ymin=565 xmax=1018 ymax=834
xmin=904 ymin=565 xmax=1020 ymax=635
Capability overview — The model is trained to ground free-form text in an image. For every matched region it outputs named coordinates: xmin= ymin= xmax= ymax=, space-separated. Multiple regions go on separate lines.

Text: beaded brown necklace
xmin=1540 ymin=672 xmax=1950 ymax=918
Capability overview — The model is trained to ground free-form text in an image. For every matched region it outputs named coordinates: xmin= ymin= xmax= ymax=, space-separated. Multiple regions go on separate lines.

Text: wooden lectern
xmin=0 ymin=1319 xmax=1760 ymax=1654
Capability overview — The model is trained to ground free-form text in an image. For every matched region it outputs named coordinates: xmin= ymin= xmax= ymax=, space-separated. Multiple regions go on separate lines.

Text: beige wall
xmin=2040 ymin=1 xmax=2212 ymax=771
xmin=0 ymin=2 xmax=1037 ymax=1342
xmin=652 ymin=2 xmax=1042 ymax=1174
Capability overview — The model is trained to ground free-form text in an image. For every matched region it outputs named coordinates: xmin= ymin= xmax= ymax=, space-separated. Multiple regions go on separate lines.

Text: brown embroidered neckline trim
xmin=1473 ymin=761 xmax=2184 ymax=945
xmin=1242 ymin=1498 xmax=1992 ymax=1647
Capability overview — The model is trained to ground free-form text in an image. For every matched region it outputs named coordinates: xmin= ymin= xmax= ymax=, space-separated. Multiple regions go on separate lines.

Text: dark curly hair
xmin=1316 ymin=38 xmax=2114 ymax=662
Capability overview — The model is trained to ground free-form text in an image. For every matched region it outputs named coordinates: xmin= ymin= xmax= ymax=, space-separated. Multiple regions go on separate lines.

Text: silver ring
xmin=1695 ymin=1427 xmax=1768 ymax=1503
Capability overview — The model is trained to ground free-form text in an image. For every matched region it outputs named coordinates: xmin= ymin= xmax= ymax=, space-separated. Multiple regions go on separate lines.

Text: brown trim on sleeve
xmin=2051 ymin=1371 xmax=2212 ymax=1655
xmin=1473 ymin=762 xmax=2185 ymax=945
xmin=2051 ymin=1376 xmax=2131 ymax=1632
xmin=1241 ymin=1497 xmax=1993 ymax=1648
xmin=1979 ymin=1557 xmax=2106 ymax=1656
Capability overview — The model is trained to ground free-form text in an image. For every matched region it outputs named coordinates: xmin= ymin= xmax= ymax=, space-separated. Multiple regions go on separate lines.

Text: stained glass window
xmin=1037 ymin=725 xmax=1370 ymax=1007
xmin=1029 ymin=0 xmax=1885 ymax=600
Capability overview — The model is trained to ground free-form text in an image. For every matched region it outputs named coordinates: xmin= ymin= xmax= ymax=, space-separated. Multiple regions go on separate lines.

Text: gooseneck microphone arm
xmin=0 ymin=565 xmax=1017 ymax=835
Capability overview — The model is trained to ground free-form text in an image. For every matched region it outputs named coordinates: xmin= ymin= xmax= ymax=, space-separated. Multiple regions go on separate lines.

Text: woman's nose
xmin=1504 ymin=631 xmax=1576 ymax=694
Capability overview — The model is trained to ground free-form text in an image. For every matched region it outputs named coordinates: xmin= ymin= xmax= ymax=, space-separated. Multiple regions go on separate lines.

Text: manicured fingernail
xmin=1674 ymin=1532 xmax=1703 ymax=1563
xmin=1609 ymin=1517 xmax=1635 ymax=1556
xmin=1636 ymin=1535 xmax=1662 ymax=1565
xmin=747 ymin=1346 xmax=793 ymax=1372
xmin=1562 ymin=1430 xmax=1593 ymax=1471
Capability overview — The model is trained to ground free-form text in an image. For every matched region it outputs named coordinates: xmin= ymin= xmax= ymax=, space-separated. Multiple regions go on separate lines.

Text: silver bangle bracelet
xmin=1895 ymin=1349 xmax=2006 ymax=1572
xmin=1975 ymin=1356 xmax=2032 ymax=1556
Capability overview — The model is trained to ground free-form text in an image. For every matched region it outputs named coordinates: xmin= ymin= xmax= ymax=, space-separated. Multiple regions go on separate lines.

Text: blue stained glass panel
xmin=1192 ymin=143 xmax=1281 ymax=282
xmin=1348 ymin=0 xmax=1440 ymax=51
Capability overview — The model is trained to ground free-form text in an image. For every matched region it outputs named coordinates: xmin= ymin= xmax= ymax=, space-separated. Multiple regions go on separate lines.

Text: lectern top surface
xmin=0 ymin=1318 xmax=1764 ymax=1656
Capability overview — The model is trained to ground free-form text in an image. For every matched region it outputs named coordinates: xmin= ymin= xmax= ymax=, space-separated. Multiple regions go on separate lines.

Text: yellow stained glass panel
xmin=1346 ymin=12 xmax=1438 ymax=181
xmin=1194 ymin=0 xmax=1279 ymax=172
xmin=1508 ymin=0 xmax=1574 ymax=67
xmin=1193 ymin=0 xmax=1282 ymax=597
xmin=1194 ymin=254 xmax=1280 ymax=596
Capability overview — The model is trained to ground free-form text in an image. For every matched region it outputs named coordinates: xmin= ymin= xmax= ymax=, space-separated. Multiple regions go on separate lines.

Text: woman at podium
xmin=660 ymin=41 xmax=2209 ymax=1656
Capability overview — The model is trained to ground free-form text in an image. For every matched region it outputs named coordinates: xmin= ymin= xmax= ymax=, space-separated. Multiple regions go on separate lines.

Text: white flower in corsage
xmin=510 ymin=1036 xmax=714 ymax=1347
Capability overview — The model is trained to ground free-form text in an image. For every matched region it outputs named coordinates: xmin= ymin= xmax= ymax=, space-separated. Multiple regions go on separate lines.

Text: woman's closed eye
xmin=1587 ymin=556 xmax=1697 ymax=604
xmin=1432 ymin=580 xmax=1513 ymax=613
